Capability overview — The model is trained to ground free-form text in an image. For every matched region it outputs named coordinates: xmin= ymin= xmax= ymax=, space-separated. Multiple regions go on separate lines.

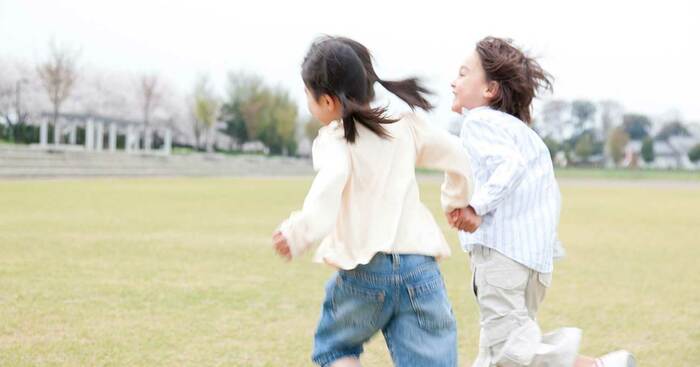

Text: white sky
xmin=1 ymin=0 xmax=699 ymax=126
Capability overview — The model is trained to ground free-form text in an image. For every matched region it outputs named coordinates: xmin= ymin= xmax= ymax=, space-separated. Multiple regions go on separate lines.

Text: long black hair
xmin=302 ymin=36 xmax=433 ymax=143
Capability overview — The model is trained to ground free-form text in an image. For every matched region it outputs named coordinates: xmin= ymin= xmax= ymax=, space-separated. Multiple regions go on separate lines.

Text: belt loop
xmin=392 ymin=253 xmax=400 ymax=270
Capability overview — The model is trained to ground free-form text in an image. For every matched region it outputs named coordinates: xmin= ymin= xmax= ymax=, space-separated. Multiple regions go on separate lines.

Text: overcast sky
xmin=2 ymin=0 xmax=699 ymax=125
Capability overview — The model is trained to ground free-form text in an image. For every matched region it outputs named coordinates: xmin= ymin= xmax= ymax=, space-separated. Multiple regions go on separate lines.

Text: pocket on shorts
xmin=408 ymin=276 xmax=456 ymax=331
xmin=484 ymin=267 xmax=529 ymax=291
xmin=537 ymin=272 xmax=552 ymax=288
xmin=331 ymin=275 xmax=385 ymax=328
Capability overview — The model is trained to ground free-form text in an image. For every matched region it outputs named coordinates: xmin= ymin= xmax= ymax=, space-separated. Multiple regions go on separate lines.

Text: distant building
xmin=241 ymin=141 xmax=269 ymax=155
xmin=652 ymin=136 xmax=698 ymax=169
xmin=625 ymin=136 xmax=699 ymax=170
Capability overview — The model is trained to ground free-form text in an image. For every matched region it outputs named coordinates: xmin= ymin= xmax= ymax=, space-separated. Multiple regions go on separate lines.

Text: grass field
xmin=554 ymin=167 xmax=700 ymax=181
xmin=416 ymin=166 xmax=700 ymax=181
xmin=1 ymin=177 xmax=699 ymax=366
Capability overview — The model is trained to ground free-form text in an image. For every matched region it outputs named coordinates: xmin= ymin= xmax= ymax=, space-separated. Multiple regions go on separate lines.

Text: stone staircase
xmin=0 ymin=145 xmax=313 ymax=178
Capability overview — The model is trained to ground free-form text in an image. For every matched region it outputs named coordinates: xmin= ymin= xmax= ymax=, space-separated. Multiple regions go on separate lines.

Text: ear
xmin=319 ymin=94 xmax=334 ymax=108
xmin=484 ymin=80 xmax=499 ymax=100
xmin=322 ymin=94 xmax=342 ymax=113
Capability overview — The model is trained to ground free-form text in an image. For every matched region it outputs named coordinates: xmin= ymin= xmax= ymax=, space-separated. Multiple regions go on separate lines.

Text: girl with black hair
xmin=273 ymin=36 xmax=474 ymax=367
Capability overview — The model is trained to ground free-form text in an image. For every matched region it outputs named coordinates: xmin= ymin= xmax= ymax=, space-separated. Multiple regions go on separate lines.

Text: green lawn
xmin=1 ymin=178 xmax=699 ymax=366
xmin=417 ymin=167 xmax=700 ymax=181
xmin=554 ymin=167 xmax=700 ymax=181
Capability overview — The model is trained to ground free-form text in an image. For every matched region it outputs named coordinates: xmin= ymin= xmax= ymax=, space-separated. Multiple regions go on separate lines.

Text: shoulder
xmin=462 ymin=108 xmax=507 ymax=137
xmin=318 ymin=120 xmax=346 ymax=140
xmin=399 ymin=111 xmax=447 ymax=134
xmin=395 ymin=111 xmax=428 ymax=141
xmin=312 ymin=120 xmax=350 ymax=171
xmin=464 ymin=107 xmax=515 ymax=125
xmin=397 ymin=111 xmax=425 ymax=127
xmin=465 ymin=107 xmax=532 ymax=138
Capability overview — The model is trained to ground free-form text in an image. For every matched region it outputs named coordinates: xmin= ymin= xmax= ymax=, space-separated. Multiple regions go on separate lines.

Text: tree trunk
xmin=206 ymin=127 xmax=214 ymax=153
xmin=53 ymin=104 xmax=59 ymax=127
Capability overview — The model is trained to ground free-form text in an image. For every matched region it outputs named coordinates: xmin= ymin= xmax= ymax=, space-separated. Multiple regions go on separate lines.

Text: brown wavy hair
xmin=476 ymin=36 xmax=552 ymax=124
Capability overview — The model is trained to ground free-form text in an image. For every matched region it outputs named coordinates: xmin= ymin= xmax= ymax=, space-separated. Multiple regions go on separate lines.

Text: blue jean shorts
xmin=312 ymin=253 xmax=457 ymax=367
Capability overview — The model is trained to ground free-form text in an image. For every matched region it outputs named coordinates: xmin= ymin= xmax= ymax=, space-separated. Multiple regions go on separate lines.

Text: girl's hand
xmin=448 ymin=206 xmax=482 ymax=233
xmin=273 ymin=230 xmax=292 ymax=261
xmin=457 ymin=206 xmax=482 ymax=233
xmin=447 ymin=208 xmax=463 ymax=228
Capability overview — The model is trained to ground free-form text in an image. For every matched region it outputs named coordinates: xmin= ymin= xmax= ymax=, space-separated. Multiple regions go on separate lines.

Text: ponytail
xmin=335 ymin=36 xmax=434 ymax=112
xmin=302 ymin=36 xmax=434 ymax=143
xmin=377 ymin=78 xmax=433 ymax=111
xmin=337 ymin=92 xmax=395 ymax=143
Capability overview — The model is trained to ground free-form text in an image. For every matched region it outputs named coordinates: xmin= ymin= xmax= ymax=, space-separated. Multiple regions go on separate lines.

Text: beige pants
xmin=470 ymin=246 xmax=581 ymax=367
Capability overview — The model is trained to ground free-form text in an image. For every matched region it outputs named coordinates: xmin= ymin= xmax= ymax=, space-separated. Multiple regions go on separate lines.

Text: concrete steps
xmin=0 ymin=145 xmax=313 ymax=178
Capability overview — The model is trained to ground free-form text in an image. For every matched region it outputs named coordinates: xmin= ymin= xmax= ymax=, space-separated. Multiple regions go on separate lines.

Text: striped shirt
xmin=458 ymin=106 xmax=563 ymax=273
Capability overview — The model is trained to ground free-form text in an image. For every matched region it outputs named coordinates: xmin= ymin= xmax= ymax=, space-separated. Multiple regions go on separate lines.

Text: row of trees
xmin=216 ymin=72 xmax=300 ymax=155
xmin=0 ymin=41 xmax=307 ymax=155
xmin=185 ymin=72 xmax=302 ymax=155
xmin=534 ymin=99 xmax=699 ymax=166
xmin=3 ymin=42 xmax=698 ymax=161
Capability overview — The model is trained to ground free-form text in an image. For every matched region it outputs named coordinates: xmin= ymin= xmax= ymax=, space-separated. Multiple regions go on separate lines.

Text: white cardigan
xmin=279 ymin=112 xmax=474 ymax=270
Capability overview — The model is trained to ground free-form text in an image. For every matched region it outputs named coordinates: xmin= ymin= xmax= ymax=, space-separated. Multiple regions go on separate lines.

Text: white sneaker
xmin=595 ymin=350 xmax=636 ymax=367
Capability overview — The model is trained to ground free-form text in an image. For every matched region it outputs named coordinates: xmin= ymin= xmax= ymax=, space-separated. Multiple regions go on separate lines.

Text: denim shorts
xmin=312 ymin=253 xmax=457 ymax=367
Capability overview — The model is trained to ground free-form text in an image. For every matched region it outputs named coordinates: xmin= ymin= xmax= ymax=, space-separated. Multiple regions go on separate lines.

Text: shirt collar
xmin=461 ymin=106 xmax=491 ymax=116
xmin=328 ymin=119 xmax=342 ymax=130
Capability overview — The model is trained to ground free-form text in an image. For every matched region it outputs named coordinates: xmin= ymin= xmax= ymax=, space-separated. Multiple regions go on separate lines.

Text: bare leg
xmin=330 ymin=356 xmax=361 ymax=367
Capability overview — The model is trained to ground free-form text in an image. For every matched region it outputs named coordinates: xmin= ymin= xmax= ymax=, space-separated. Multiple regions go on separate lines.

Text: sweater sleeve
xmin=278 ymin=129 xmax=351 ymax=257
xmin=411 ymin=113 xmax=474 ymax=213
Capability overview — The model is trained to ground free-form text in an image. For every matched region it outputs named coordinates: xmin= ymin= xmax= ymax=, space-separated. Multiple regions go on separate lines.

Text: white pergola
xmin=37 ymin=112 xmax=172 ymax=155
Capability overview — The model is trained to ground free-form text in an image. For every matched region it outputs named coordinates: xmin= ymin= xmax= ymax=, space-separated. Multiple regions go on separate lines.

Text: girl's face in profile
xmin=450 ymin=51 xmax=494 ymax=113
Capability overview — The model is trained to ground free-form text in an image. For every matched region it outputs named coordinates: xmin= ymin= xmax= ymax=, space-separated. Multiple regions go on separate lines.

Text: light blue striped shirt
xmin=458 ymin=107 xmax=563 ymax=273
